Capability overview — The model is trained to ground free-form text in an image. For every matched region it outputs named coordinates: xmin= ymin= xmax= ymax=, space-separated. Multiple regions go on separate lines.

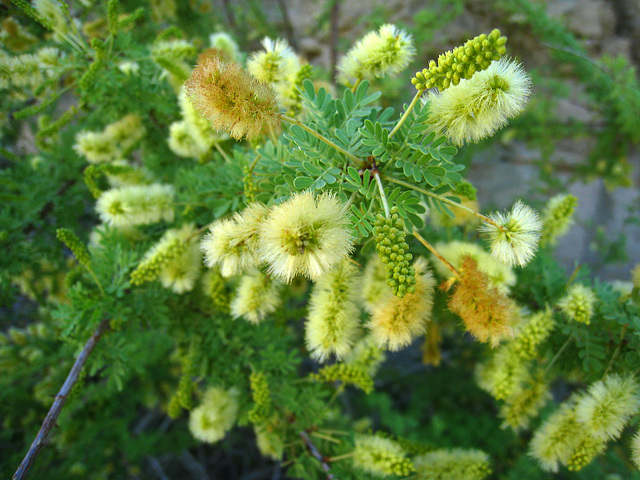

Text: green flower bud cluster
xmin=512 ymin=310 xmax=554 ymax=360
xmin=168 ymin=347 xmax=197 ymax=418
xmin=56 ymin=228 xmax=91 ymax=267
xmin=130 ymin=236 xmax=186 ymax=285
xmin=373 ymin=207 xmax=416 ymax=298
xmin=311 ymin=363 xmax=374 ymax=394
xmin=202 ymin=269 xmax=230 ymax=313
xmin=566 ymin=437 xmax=605 ymax=471
xmin=248 ymin=371 xmax=272 ymax=424
xmin=411 ymin=29 xmax=507 ymax=91
xmin=243 ymin=165 xmax=257 ymax=203
xmin=286 ymin=63 xmax=313 ymax=116
xmin=540 ymin=194 xmax=578 ymax=246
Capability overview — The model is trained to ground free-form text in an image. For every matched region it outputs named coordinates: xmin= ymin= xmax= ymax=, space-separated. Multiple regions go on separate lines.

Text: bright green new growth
xmin=130 ymin=230 xmax=188 ymax=286
xmin=413 ymin=448 xmax=492 ymax=480
xmin=511 ymin=309 xmax=554 ymax=360
xmin=56 ymin=228 xmax=90 ymax=267
xmin=248 ymin=371 xmax=272 ymax=424
xmin=374 ymin=207 xmax=416 ymax=297
xmin=353 ymin=434 xmax=415 ymax=476
xmin=311 ymin=363 xmax=374 ymax=394
xmin=540 ymin=194 xmax=578 ymax=246
xmin=411 ymin=29 xmax=507 ymax=91
xmin=305 ymin=261 xmax=361 ymax=361
xmin=557 ymin=284 xmax=596 ymax=324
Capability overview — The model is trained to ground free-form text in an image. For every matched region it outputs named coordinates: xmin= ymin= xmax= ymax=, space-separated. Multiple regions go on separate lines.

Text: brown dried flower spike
xmin=184 ymin=57 xmax=280 ymax=140
xmin=447 ymin=255 xmax=514 ymax=346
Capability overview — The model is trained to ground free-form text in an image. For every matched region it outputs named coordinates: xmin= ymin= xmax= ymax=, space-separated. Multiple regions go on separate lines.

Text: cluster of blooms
xmin=530 ymin=375 xmax=640 ymax=472
xmin=73 ymin=114 xmax=146 ymax=163
xmin=129 ymin=224 xmax=201 ymax=294
xmin=202 ymin=192 xmax=353 ymax=282
xmin=96 ymin=183 xmax=174 ymax=227
xmin=557 ymin=283 xmax=596 ymax=324
xmin=425 ymin=57 xmax=531 ymax=146
xmin=540 ymin=194 xmax=578 ymax=245
xmin=0 ymin=46 xmax=62 ymax=90
xmin=230 ymin=269 xmax=282 ymax=324
xmin=188 ymin=386 xmax=239 ymax=444
xmin=185 ymin=55 xmax=281 ymax=140
xmin=413 ymin=448 xmax=492 ymax=480
xmin=353 ymin=434 xmax=415 ymax=476
xmin=247 ymin=37 xmax=305 ymax=112
xmin=373 ymin=208 xmax=417 ymax=297
xmin=476 ymin=310 xmax=554 ymax=429
xmin=33 ymin=0 xmax=71 ymax=43
xmin=447 ymin=256 xmax=515 ymax=346
xmin=337 ymin=24 xmax=416 ymax=85
xmin=168 ymin=88 xmax=229 ymax=159
xmin=368 ymin=257 xmax=435 ymax=351
xmin=305 ymin=261 xmax=361 ymax=361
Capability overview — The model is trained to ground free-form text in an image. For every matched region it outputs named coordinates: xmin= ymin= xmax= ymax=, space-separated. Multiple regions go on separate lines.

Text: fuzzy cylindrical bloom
xmin=258 ymin=192 xmax=354 ymax=282
xmin=479 ymin=200 xmax=542 ymax=268
xmin=230 ymin=269 xmax=282 ymax=324
xmin=476 ymin=343 xmax=529 ymax=401
xmin=426 ymin=58 xmax=531 ymax=145
xmin=209 ymin=32 xmax=241 ymax=62
xmin=500 ymin=371 xmax=550 ymax=431
xmin=574 ymin=374 xmax=640 ymax=442
xmin=337 ymin=24 xmax=415 ymax=84
xmin=368 ymin=257 xmax=435 ymax=351
xmin=184 ymin=56 xmax=280 ymax=140
xmin=360 ymin=256 xmax=389 ymax=314
xmin=353 ymin=434 xmax=415 ymax=477
xmin=511 ymin=309 xmax=554 ymax=360
xmin=74 ymin=130 xmax=119 ymax=163
xmin=529 ymin=397 xmax=583 ymax=472
xmin=158 ymin=224 xmax=202 ymax=294
xmin=540 ymin=194 xmax=578 ymax=246
xmin=447 ymin=256 xmax=515 ymax=346
xmin=96 ymin=184 xmax=174 ymax=227
xmin=305 ymin=261 xmax=361 ymax=361
xmin=189 ymin=386 xmax=239 ymax=443
xmin=631 ymin=431 xmax=640 ymax=470
xmin=255 ymin=424 xmax=284 ymax=461
xmin=201 ymin=203 xmax=270 ymax=278
xmin=432 ymin=241 xmax=515 ymax=293
xmin=413 ymin=448 xmax=492 ymax=480
xmin=557 ymin=284 xmax=596 ymax=324
xmin=248 ymin=37 xmax=300 ymax=84
xmin=104 ymin=114 xmax=146 ymax=152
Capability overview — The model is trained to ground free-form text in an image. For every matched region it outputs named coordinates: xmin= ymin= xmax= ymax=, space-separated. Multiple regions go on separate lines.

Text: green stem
xmin=350 ymin=78 xmax=362 ymax=93
xmin=413 ymin=231 xmax=460 ymax=278
xmin=603 ymin=325 xmax=627 ymax=377
xmin=382 ymin=175 xmax=507 ymax=232
xmin=327 ymin=452 xmax=354 ymax=462
xmin=213 ymin=141 xmax=231 ymax=163
xmin=280 ymin=114 xmax=363 ymax=166
xmin=544 ymin=334 xmax=574 ymax=375
xmin=86 ymin=267 xmax=106 ymax=297
xmin=389 ymin=89 xmax=424 ymax=138
xmin=373 ymin=171 xmax=390 ymax=217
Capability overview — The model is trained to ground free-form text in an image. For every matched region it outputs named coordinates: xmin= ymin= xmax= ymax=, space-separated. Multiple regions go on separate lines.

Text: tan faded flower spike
xmin=184 ymin=57 xmax=280 ymax=140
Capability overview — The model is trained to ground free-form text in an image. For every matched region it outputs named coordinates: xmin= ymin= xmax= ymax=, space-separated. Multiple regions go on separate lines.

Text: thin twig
xmin=373 ymin=171 xmax=390 ymax=217
xmin=603 ymin=325 xmax=628 ymax=378
xmin=280 ymin=114 xmax=363 ymax=166
xmin=13 ymin=318 xmax=111 ymax=480
xmin=383 ymin=175 xmax=508 ymax=232
xmin=413 ymin=231 xmax=460 ymax=278
xmin=299 ymin=430 xmax=335 ymax=479
xmin=544 ymin=334 xmax=574 ymax=375
xmin=389 ymin=89 xmax=424 ymax=138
